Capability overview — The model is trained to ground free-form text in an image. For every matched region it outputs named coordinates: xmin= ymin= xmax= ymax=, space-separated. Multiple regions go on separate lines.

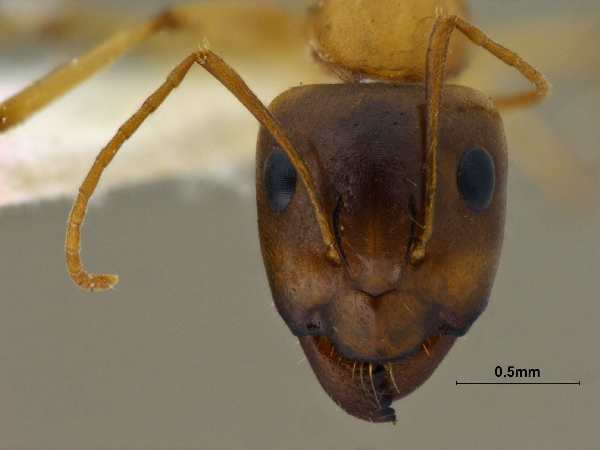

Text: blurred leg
xmin=0 ymin=2 xmax=303 ymax=132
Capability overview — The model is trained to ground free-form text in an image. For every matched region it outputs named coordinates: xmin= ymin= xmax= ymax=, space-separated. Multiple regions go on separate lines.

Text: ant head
xmin=256 ymin=83 xmax=506 ymax=421
xmin=308 ymin=0 xmax=470 ymax=82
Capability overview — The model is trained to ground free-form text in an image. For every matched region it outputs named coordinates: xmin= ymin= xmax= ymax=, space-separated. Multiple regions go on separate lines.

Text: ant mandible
xmin=0 ymin=0 xmax=548 ymax=423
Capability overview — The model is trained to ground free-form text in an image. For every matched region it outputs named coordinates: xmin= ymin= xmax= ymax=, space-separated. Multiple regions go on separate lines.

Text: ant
xmin=0 ymin=0 xmax=548 ymax=423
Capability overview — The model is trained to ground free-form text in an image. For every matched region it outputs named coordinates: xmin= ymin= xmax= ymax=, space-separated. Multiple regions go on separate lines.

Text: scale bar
xmin=456 ymin=381 xmax=581 ymax=386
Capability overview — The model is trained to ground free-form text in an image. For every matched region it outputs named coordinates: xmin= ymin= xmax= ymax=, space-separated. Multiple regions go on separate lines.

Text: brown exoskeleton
xmin=0 ymin=0 xmax=548 ymax=423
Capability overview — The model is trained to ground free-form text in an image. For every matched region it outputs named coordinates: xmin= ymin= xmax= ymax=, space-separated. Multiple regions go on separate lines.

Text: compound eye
xmin=457 ymin=148 xmax=496 ymax=212
xmin=264 ymin=149 xmax=297 ymax=212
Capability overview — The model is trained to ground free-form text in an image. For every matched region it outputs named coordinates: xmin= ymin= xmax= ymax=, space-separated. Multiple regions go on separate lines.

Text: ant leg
xmin=66 ymin=49 xmax=340 ymax=292
xmin=0 ymin=2 xmax=303 ymax=132
xmin=411 ymin=13 xmax=550 ymax=262
xmin=0 ymin=12 xmax=173 ymax=132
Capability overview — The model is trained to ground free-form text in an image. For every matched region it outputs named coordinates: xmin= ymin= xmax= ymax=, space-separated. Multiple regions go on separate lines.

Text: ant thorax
xmin=309 ymin=0 xmax=469 ymax=82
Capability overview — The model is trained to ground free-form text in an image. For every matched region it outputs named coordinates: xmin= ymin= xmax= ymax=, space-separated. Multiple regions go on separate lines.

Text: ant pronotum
xmin=0 ymin=0 xmax=548 ymax=423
